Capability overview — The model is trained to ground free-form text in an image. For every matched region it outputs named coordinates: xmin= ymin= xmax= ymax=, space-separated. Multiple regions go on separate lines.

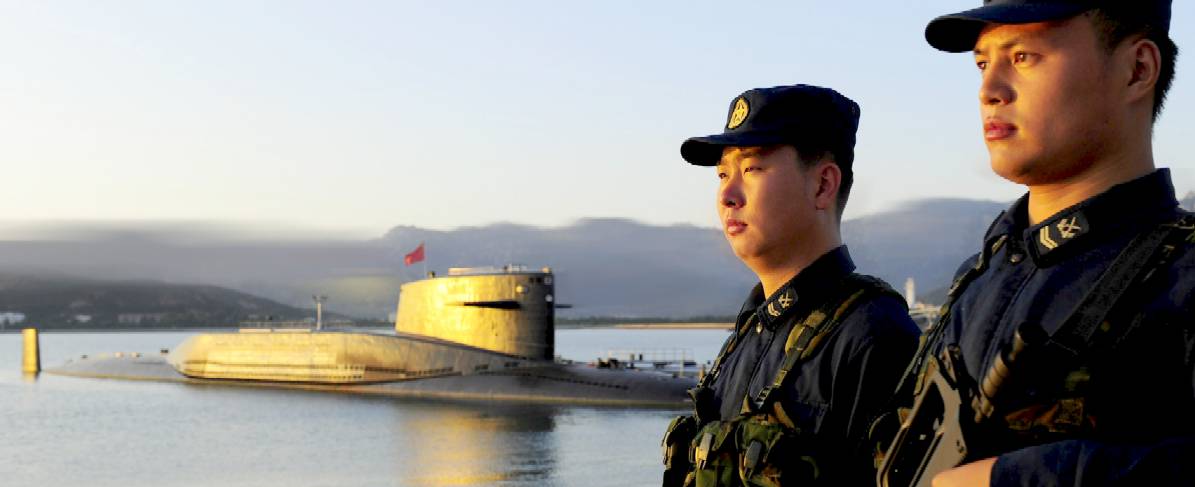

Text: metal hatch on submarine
xmin=45 ymin=266 xmax=696 ymax=407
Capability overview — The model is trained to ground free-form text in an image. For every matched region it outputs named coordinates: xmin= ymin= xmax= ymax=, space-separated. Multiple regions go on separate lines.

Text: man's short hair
xmin=1088 ymin=7 xmax=1179 ymax=120
xmin=790 ymin=146 xmax=853 ymax=218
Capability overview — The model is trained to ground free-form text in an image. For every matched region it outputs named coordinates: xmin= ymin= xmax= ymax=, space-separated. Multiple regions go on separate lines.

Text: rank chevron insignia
xmin=767 ymin=302 xmax=781 ymax=317
xmin=765 ymin=289 xmax=795 ymax=318
xmin=1039 ymin=226 xmax=1059 ymax=250
xmin=1036 ymin=211 xmax=1091 ymax=255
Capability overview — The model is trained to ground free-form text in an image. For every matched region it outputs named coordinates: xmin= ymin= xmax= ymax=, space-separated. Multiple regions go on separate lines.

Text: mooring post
xmin=22 ymin=328 xmax=40 ymax=374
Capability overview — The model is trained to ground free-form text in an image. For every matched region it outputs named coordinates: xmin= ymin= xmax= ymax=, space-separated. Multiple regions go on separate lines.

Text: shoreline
xmin=610 ymin=323 xmax=732 ymax=330
xmin=2 ymin=323 xmax=733 ymax=333
xmin=0 ymin=325 xmax=394 ymax=334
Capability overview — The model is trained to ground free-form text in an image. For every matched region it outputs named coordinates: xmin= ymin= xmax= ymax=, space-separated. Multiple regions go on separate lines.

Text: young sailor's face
xmin=716 ymin=145 xmax=816 ymax=264
xmin=973 ymin=15 xmax=1121 ymax=186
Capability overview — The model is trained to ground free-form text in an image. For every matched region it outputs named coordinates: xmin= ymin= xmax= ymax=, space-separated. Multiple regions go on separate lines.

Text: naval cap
xmin=926 ymin=0 xmax=1173 ymax=53
xmin=680 ymin=84 xmax=861 ymax=167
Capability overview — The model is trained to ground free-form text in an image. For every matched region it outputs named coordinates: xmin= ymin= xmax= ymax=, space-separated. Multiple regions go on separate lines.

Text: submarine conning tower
xmin=395 ymin=265 xmax=556 ymax=360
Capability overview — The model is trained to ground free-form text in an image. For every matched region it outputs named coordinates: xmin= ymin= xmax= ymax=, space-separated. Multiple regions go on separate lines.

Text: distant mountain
xmin=381 ymin=219 xmax=753 ymax=318
xmin=845 ymin=198 xmax=1006 ymax=298
xmin=0 ymin=274 xmax=324 ymax=330
xmin=0 ymin=238 xmax=400 ymax=321
xmin=1182 ymin=191 xmax=1195 ymax=211
xmin=0 ymin=198 xmax=1008 ymax=319
xmin=377 ymin=199 xmax=1006 ymax=317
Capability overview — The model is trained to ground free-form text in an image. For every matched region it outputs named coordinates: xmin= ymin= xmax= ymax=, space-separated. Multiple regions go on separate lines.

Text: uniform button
xmin=755 ymin=322 xmax=763 ymax=334
xmin=1009 ymin=253 xmax=1024 ymax=264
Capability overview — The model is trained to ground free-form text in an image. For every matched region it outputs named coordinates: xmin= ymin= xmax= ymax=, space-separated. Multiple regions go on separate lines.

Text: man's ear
xmin=812 ymin=161 xmax=841 ymax=212
xmin=1124 ymin=37 xmax=1161 ymax=105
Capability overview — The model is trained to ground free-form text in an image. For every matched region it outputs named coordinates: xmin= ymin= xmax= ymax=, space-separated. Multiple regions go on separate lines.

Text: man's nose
xmin=719 ymin=179 xmax=743 ymax=209
xmin=979 ymin=65 xmax=1014 ymax=107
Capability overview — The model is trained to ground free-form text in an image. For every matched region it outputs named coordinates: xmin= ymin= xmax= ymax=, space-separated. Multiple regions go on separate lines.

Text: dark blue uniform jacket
xmin=936 ymin=170 xmax=1195 ymax=486
xmin=708 ymin=246 xmax=920 ymax=485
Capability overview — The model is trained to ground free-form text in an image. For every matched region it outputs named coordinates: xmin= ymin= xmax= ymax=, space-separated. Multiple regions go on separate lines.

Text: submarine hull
xmin=46 ymin=331 xmax=694 ymax=407
xmin=43 ymin=267 xmax=697 ymax=407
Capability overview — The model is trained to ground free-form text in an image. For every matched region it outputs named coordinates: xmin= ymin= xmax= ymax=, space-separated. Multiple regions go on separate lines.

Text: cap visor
xmin=680 ymin=131 xmax=788 ymax=166
xmin=926 ymin=3 xmax=1091 ymax=52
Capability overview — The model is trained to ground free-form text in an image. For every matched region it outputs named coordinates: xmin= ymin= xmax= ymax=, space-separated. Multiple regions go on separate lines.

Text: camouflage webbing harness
xmin=663 ymin=273 xmax=904 ymax=487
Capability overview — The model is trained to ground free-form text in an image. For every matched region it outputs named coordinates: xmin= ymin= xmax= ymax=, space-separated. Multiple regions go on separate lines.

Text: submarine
xmin=44 ymin=266 xmax=695 ymax=407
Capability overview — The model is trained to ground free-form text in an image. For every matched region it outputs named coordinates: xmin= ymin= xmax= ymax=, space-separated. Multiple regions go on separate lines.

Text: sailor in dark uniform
xmin=876 ymin=2 xmax=1195 ymax=486
xmin=661 ymin=85 xmax=920 ymax=486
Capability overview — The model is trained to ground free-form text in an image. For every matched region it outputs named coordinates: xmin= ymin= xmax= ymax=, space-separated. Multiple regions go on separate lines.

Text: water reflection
xmin=0 ymin=330 xmax=700 ymax=487
xmin=394 ymin=402 xmax=560 ymax=487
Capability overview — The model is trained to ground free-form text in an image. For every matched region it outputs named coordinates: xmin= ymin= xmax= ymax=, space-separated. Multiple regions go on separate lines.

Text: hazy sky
xmin=4 ymin=1 xmax=1194 ymax=237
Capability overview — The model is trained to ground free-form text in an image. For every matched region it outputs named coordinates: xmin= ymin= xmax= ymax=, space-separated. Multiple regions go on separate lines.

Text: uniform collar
xmin=736 ymin=245 xmax=857 ymax=331
xmin=983 ymin=169 xmax=1179 ymax=265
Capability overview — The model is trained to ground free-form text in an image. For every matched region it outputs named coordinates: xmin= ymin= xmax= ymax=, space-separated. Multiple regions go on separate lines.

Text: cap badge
xmin=727 ymin=97 xmax=749 ymax=130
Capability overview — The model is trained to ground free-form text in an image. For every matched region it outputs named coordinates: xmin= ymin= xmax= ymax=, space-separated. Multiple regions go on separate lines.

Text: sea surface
xmin=0 ymin=327 xmax=729 ymax=487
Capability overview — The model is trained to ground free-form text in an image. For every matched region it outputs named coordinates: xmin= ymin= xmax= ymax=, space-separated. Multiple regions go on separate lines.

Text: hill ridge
xmin=0 ymin=197 xmax=1010 ymax=320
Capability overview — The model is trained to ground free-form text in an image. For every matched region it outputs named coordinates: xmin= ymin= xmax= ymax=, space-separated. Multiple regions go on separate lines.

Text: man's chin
xmin=728 ymin=240 xmax=759 ymax=262
xmin=989 ymin=156 xmax=1038 ymax=185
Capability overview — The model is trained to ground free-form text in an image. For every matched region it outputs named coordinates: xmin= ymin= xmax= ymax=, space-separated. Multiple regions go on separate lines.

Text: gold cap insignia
xmin=727 ymin=97 xmax=749 ymax=129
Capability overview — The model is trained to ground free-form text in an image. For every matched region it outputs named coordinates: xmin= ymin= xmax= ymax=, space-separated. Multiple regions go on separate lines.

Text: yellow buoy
xmin=22 ymin=328 xmax=40 ymax=374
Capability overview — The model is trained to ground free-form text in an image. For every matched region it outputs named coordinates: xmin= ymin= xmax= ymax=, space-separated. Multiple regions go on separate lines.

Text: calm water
xmin=0 ymin=328 xmax=729 ymax=487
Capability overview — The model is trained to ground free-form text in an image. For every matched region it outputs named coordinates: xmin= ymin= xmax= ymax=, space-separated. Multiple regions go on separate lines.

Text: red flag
xmin=404 ymin=243 xmax=425 ymax=266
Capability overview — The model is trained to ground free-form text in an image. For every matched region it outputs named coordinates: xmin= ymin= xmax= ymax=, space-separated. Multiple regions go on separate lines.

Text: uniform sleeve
xmin=991 ymin=437 xmax=1195 ymax=486
xmin=831 ymin=297 xmax=921 ymax=484
xmin=836 ymin=305 xmax=920 ymax=441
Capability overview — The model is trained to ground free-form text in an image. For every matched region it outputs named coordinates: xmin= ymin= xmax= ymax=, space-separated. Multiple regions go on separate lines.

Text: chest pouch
xmin=663 ymin=415 xmax=700 ymax=487
xmin=691 ymin=418 xmax=743 ymax=487
xmin=733 ymin=413 xmax=816 ymax=487
xmin=689 ymin=415 xmax=813 ymax=487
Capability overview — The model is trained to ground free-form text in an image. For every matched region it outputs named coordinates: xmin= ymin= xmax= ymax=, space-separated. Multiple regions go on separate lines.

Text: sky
xmin=2 ymin=1 xmax=1194 ymax=237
